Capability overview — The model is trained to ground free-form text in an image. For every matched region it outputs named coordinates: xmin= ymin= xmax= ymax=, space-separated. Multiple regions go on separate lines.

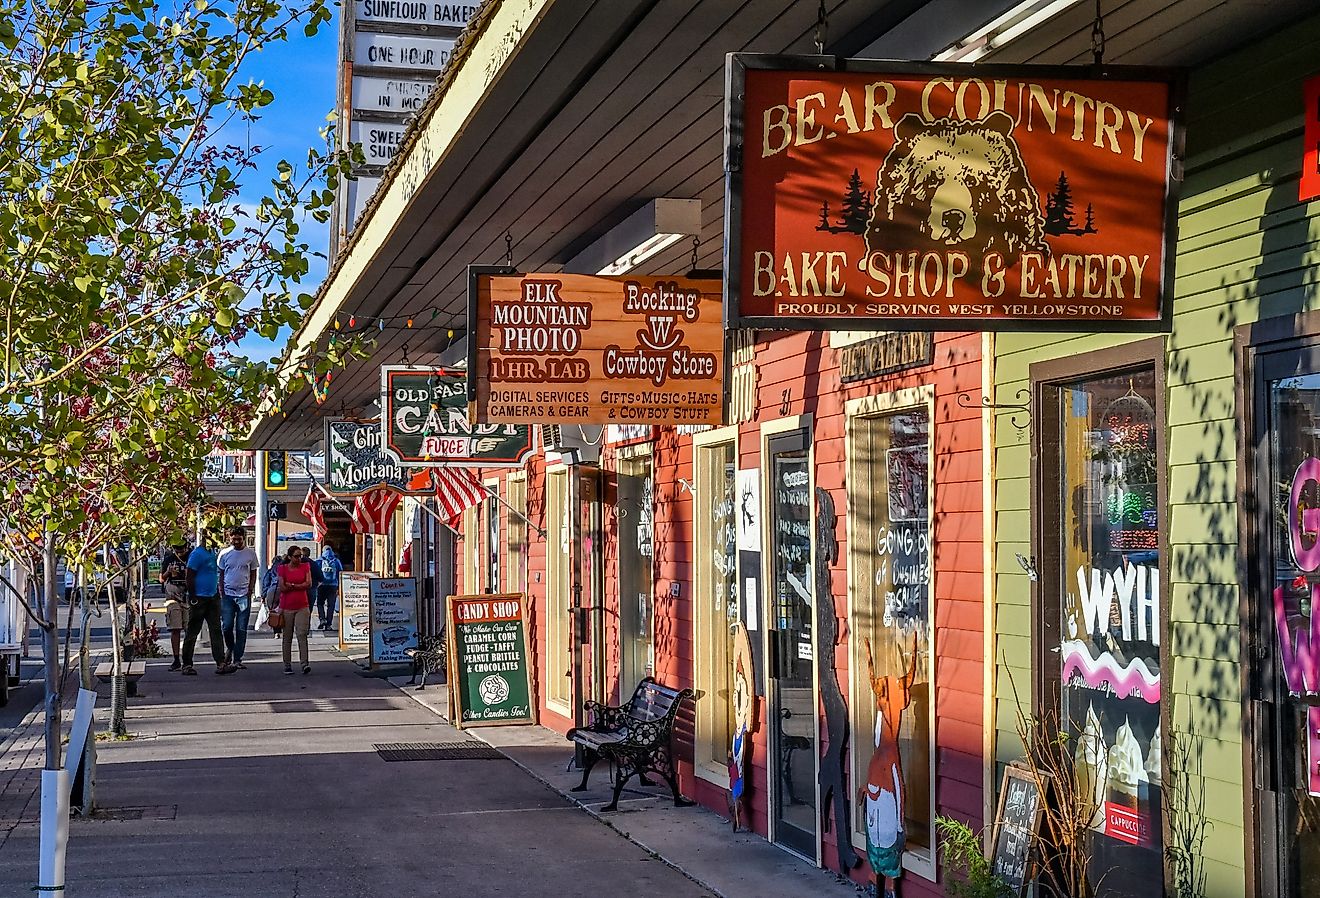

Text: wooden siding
xmin=991 ymin=16 xmax=1320 ymax=897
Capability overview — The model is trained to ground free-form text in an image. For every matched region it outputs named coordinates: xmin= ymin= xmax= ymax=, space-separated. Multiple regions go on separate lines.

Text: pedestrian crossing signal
xmin=265 ymin=451 xmax=288 ymax=491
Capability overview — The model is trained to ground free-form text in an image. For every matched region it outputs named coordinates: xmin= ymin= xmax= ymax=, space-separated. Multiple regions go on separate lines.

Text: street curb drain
xmin=373 ymin=741 xmax=505 ymax=761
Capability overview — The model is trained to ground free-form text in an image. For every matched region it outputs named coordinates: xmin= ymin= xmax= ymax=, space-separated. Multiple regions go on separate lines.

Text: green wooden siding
xmin=992 ymin=16 xmax=1320 ymax=897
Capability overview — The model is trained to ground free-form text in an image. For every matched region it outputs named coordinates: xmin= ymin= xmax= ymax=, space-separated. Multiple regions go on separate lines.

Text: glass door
xmin=617 ymin=454 xmax=654 ymax=693
xmin=1256 ymin=348 xmax=1320 ymax=897
xmin=766 ymin=428 xmax=817 ymax=858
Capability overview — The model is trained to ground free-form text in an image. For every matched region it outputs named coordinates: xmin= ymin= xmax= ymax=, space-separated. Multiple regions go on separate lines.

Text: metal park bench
xmin=566 ymin=677 xmax=695 ymax=812
xmin=404 ymin=633 xmax=446 ymax=690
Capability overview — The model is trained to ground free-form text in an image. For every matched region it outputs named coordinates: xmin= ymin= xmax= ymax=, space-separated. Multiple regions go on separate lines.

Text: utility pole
xmin=255 ymin=450 xmax=268 ymax=575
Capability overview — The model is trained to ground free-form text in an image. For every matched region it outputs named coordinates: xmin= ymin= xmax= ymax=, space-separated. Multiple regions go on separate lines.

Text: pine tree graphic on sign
xmin=839 ymin=168 xmax=873 ymax=235
xmin=1044 ymin=170 xmax=1096 ymax=236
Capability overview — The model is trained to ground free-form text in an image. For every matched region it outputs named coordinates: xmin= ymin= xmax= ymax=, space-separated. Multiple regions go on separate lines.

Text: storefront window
xmin=847 ymin=399 xmax=934 ymax=869
xmin=694 ymin=436 xmax=738 ymax=782
xmin=1052 ymin=367 xmax=1164 ymax=894
xmin=546 ymin=468 xmax=572 ymax=709
xmin=484 ymin=484 xmax=500 ymax=593
xmin=507 ymin=475 xmax=528 ymax=595
xmin=1266 ymin=371 xmax=1320 ymax=892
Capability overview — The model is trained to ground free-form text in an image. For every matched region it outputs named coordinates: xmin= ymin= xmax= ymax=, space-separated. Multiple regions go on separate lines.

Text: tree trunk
xmin=40 ymin=537 xmax=61 ymax=769
xmin=106 ymin=583 xmax=127 ymax=738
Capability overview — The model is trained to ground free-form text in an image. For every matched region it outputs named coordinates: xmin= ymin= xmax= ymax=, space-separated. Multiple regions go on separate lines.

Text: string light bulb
xmin=349 ymin=315 xmax=356 ymax=327
xmin=406 ymin=317 xmax=414 ymax=328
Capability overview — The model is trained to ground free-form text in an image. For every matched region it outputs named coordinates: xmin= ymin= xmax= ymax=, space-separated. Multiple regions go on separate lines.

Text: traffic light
xmin=264 ymin=451 xmax=289 ymax=491
xmin=266 ymin=501 xmax=287 ymax=520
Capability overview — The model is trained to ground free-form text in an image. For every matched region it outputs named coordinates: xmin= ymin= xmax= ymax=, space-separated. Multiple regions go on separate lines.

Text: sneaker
xmin=234 ymin=661 xmax=247 ymax=669
xmin=284 ymin=665 xmax=294 ymax=675
xmin=302 ymin=664 xmax=311 ymax=675
xmin=182 ymin=666 xmax=197 ymax=676
xmin=168 ymin=659 xmax=181 ymax=672
xmin=216 ymin=664 xmax=236 ymax=675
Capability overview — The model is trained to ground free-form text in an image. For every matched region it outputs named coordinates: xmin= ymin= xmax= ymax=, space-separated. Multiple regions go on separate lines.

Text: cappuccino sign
xmin=468 ymin=269 xmax=724 ymax=426
xmin=381 ymin=367 xmax=535 ymax=467
xmin=726 ymin=57 xmax=1184 ymax=331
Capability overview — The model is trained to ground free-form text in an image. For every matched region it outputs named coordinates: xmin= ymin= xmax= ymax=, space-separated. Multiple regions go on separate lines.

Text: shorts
xmin=164 ymin=584 xmax=188 ymax=630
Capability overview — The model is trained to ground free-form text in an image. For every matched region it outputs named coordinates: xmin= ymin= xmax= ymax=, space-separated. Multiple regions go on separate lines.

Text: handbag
xmin=266 ymin=606 xmax=285 ymax=630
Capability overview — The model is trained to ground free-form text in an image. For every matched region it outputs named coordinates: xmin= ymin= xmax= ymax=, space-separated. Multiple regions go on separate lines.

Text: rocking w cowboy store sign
xmin=724 ymin=57 xmax=1185 ymax=331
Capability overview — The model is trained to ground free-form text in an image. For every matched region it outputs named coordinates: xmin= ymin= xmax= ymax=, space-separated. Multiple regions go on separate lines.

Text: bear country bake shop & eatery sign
xmin=381 ymin=367 xmax=535 ymax=467
xmin=725 ymin=58 xmax=1185 ymax=331
xmin=468 ymin=269 xmax=724 ymax=426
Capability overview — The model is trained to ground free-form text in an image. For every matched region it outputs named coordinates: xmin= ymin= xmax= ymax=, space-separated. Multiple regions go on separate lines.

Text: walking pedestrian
xmin=277 ymin=545 xmax=313 ymax=674
xmin=315 ymin=544 xmax=343 ymax=631
xmin=261 ymin=550 xmax=287 ymax=637
xmin=182 ymin=529 xmax=234 ymax=676
xmin=160 ymin=544 xmax=190 ymax=671
xmin=217 ymin=526 xmax=259 ymax=670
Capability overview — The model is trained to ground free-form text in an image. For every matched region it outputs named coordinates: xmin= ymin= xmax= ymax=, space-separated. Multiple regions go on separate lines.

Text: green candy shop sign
xmin=381 ymin=366 xmax=535 ymax=467
xmin=446 ymin=593 xmax=536 ymax=728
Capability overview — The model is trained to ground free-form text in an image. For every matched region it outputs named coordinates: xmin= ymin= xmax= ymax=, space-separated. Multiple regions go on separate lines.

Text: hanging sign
xmin=324 ymin=418 xmax=431 ymax=496
xmin=1303 ymin=74 xmax=1320 ymax=203
xmin=352 ymin=74 xmax=434 ymax=114
xmin=445 ymin=593 xmax=537 ymax=728
xmin=338 ymin=571 xmax=375 ymax=649
xmin=353 ymin=31 xmax=454 ymax=72
xmin=381 ymin=366 xmax=535 ymax=467
xmin=468 ymin=269 xmax=725 ymax=426
xmin=369 ymin=577 xmax=418 ymax=665
xmin=355 ymin=0 xmax=476 ymax=27
xmin=725 ymin=57 xmax=1184 ymax=331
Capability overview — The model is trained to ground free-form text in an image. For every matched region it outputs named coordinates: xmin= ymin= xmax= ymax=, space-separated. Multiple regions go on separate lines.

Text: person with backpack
xmin=315 ymin=544 xmax=343 ymax=632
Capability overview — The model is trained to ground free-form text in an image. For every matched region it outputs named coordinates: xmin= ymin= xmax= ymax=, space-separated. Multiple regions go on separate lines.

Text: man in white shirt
xmin=216 ymin=526 xmax=260 ymax=670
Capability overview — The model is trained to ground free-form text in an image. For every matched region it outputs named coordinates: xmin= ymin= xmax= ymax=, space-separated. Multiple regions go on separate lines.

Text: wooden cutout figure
xmin=727 ymin=621 xmax=757 ymax=831
xmin=814 ymin=487 xmax=860 ymax=869
xmin=861 ymin=636 xmax=918 ymax=898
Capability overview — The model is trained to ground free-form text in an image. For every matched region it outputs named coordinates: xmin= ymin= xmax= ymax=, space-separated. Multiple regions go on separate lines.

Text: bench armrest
xmin=582 ymin=701 xmax=628 ymax=732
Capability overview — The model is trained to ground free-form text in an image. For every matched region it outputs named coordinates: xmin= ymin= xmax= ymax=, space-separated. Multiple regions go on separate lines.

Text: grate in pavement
xmin=80 ymin=805 xmax=178 ymax=822
xmin=373 ymin=742 xmax=505 ymax=762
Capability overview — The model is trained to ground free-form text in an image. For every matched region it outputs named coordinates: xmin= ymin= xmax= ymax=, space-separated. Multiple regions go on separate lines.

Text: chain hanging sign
xmin=324 ymin=418 xmax=430 ymax=496
xmin=381 ymin=366 xmax=535 ymax=467
xmin=468 ymin=267 xmax=725 ymax=426
xmin=725 ymin=57 xmax=1185 ymax=331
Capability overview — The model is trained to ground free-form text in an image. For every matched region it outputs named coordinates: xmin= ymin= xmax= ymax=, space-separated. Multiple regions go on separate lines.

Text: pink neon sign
xmin=1276 ymin=457 xmax=1320 ymax=797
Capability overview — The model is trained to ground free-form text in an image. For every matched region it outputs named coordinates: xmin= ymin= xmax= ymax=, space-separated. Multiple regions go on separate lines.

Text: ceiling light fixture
xmin=562 ymin=198 xmax=701 ymax=276
xmin=933 ymin=0 xmax=1083 ymax=63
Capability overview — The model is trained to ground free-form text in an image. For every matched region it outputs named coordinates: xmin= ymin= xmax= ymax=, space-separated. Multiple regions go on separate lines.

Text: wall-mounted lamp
xmin=563 ymin=198 xmax=701 ymax=275
xmin=932 ymin=0 xmax=1082 ymax=63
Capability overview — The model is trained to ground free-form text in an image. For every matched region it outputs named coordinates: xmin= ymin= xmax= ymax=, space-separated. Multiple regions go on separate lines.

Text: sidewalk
xmin=0 ymin=630 xmax=718 ymax=897
xmin=383 ymin=675 xmax=864 ymax=898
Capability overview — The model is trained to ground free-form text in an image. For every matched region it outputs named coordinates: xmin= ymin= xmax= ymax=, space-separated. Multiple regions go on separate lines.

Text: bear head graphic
xmin=865 ymin=110 xmax=1047 ymax=266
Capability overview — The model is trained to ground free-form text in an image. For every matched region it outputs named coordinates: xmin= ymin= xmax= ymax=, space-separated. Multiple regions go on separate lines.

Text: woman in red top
xmin=277 ymin=546 xmax=314 ymax=674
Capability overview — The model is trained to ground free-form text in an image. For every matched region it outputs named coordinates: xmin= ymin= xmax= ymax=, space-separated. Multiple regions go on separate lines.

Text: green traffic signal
xmin=265 ymin=451 xmax=289 ymax=491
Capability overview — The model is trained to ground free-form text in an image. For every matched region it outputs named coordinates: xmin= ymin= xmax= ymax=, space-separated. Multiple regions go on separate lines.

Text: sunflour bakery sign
xmin=725 ymin=58 xmax=1185 ymax=331
xmin=468 ymin=268 xmax=724 ymax=426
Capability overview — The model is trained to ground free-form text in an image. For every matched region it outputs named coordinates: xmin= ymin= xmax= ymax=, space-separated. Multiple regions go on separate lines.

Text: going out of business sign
xmin=381 ymin=367 xmax=535 ymax=467
xmin=725 ymin=57 xmax=1185 ymax=331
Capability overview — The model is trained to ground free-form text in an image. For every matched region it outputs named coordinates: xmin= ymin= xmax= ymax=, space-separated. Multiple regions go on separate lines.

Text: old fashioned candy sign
xmin=381 ymin=366 xmax=535 ymax=467
xmin=725 ymin=58 xmax=1184 ymax=330
xmin=468 ymin=269 xmax=724 ymax=426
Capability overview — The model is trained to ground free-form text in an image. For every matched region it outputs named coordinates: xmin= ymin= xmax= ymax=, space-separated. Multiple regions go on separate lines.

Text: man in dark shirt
xmin=160 ymin=544 xmax=189 ymax=670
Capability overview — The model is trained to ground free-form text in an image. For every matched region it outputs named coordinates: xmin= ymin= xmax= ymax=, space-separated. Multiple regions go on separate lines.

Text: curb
xmin=388 ymin=678 xmax=730 ymax=898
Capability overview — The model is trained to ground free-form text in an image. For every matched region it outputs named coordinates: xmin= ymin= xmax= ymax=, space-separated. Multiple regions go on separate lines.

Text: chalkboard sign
xmin=445 ymin=593 xmax=537 ymax=729
xmin=990 ymin=765 xmax=1048 ymax=894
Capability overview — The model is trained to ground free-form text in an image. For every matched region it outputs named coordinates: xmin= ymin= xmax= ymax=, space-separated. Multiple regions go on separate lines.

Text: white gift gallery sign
xmin=352 ymin=74 xmax=434 ymax=114
xmin=349 ymin=120 xmax=408 ymax=165
xmin=353 ymin=31 xmax=454 ymax=71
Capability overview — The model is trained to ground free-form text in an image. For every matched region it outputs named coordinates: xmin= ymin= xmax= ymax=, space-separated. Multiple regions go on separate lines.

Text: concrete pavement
xmin=0 ymin=629 xmax=715 ymax=898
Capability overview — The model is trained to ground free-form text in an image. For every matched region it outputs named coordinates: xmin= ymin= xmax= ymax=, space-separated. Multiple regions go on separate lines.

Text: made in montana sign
xmin=381 ymin=366 xmax=535 ymax=467
xmin=324 ymin=418 xmax=428 ymax=496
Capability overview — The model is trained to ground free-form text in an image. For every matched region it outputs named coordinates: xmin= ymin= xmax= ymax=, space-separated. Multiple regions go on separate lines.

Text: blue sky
xmin=229 ymin=5 xmax=341 ymax=363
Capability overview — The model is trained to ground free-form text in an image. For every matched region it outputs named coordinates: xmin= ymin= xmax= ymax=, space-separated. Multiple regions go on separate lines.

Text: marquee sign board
xmin=725 ymin=56 xmax=1185 ymax=331
xmin=352 ymin=74 xmax=434 ymax=114
xmin=354 ymin=0 xmax=476 ymax=27
xmin=349 ymin=120 xmax=409 ymax=166
xmin=353 ymin=31 xmax=454 ymax=72
xmin=468 ymin=268 xmax=725 ymax=427
xmin=381 ymin=366 xmax=535 ymax=467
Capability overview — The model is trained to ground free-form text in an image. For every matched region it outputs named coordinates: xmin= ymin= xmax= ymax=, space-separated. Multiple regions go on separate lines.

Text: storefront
xmin=992 ymin=15 xmax=1320 ymax=898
